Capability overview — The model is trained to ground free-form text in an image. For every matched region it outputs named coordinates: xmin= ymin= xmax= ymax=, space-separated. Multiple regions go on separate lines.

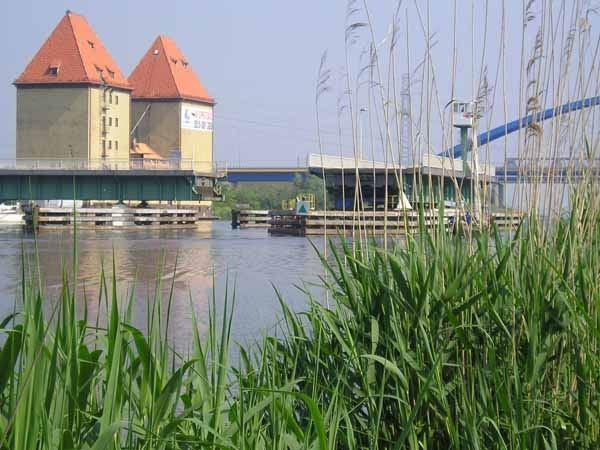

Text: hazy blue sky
xmin=1 ymin=1 xmax=597 ymax=165
xmin=2 ymin=1 xmax=349 ymax=164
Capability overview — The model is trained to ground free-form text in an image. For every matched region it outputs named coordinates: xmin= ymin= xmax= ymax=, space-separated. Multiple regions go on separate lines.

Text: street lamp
xmin=358 ymin=107 xmax=367 ymax=160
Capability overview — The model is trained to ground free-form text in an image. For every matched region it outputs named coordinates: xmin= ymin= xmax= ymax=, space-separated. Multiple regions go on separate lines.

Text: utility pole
xmin=400 ymin=73 xmax=412 ymax=167
xmin=358 ymin=107 xmax=367 ymax=161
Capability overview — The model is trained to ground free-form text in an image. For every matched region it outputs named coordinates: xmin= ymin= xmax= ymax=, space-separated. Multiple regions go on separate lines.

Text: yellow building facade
xmin=129 ymin=36 xmax=215 ymax=173
xmin=14 ymin=11 xmax=132 ymax=167
xmin=17 ymin=86 xmax=130 ymax=166
xmin=181 ymin=101 xmax=214 ymax=173
xmin=131 ymin=99 xmax=213 ymax=172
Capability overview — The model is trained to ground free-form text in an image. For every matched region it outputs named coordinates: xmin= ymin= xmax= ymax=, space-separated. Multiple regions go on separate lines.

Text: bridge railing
xmin=0 ymin=158 xmax=228 ymax=175
xmin=502 ymin=157 xmax=600 ymax=171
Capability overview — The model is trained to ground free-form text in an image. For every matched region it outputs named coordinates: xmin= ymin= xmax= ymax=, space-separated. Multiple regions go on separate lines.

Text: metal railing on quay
xmin=0 ymin=158 xmax=228 ymax=175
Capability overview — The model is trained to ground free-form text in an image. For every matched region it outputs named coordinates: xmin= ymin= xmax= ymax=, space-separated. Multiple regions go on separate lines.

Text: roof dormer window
xmin=47 ymin=61 xmax=60 ymax=76
xmin=170 ymin=57 xmax=178 ymax=65
xmin=106 ymin=67 xmax=115 ymax=78
xmin=87 ymin=40 xmax=94 ymax=49
xmin=181 ymin=60 xmax=188 ymax=67
xmin=94 ymin=64 xmax=104 ymax=79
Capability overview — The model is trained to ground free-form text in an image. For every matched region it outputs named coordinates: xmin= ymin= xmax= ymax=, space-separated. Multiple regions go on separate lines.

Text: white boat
xmin=0 ymin=203 xmax=24 ymax=225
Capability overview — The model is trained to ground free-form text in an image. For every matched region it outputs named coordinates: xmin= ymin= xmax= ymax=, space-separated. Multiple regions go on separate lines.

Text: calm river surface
xmin=0 ymin=222 xmax=325 ymax=350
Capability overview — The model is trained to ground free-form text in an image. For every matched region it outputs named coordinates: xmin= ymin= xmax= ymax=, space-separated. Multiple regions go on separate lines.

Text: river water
xmin=0 ymin=222 xmax=325 ymax=351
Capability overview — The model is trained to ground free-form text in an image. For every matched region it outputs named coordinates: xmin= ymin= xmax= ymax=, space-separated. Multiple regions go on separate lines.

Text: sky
xmin=1 ymin=1 xmax=598 ymax=166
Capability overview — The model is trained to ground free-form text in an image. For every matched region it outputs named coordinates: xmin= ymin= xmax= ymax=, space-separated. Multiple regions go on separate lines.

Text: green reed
xmin=0 ymin=204 xmax=597 ymax=449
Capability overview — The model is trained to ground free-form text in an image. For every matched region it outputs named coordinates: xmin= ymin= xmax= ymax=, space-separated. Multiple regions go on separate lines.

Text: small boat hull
xmin=0 ymin=204 xmax=25 ymax=225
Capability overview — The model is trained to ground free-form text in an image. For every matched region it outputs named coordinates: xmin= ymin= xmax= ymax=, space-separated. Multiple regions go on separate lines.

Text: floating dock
xmin=489 ymin=211 xmax=525 ymax=228
xmin=268 ymin=209 xmax=523 ymax=236
xmin=24 ymin=205 xmax=216 ymax=230
xmin=268 ymin=209 xmax=455 ymax=236
xmin=231 ymin=209 xmax=270 ymax=229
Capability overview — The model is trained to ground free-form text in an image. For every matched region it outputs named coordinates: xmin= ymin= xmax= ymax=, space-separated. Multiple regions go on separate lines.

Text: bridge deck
xmin=0 ymin=168 xmax=219 ymax=202
xmin=0 ymin=169 xmax=198 ymax=177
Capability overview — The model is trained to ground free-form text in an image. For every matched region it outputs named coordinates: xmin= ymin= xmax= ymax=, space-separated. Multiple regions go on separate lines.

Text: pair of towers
xmin=14 ymin=11 xmax=214 ymax=172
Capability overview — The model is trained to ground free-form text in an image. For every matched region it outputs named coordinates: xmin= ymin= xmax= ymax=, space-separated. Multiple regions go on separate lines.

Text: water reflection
xmin=0 ymin=222 xmax=324 ymax=349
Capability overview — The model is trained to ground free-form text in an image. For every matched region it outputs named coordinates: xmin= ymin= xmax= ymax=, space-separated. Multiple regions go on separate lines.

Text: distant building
xmin=128 ymin=36 xmax=215 ymax=172
xmin=14 ymin=11 xmax=132 ymax=166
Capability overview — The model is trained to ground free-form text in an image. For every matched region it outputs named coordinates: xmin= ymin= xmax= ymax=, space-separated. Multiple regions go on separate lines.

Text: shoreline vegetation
xmin=1 ymin=0 xmax=600 ymax=448
xmin=0 ymin=205 xmax=598 ymax=448
xmin=212 ymin=175 xmax=327 ymax=220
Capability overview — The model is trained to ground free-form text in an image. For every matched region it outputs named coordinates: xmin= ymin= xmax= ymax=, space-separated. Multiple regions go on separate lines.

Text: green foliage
xmin=0 ymin=207 xmax=598 ymax=448
xmin=212 ymin=174 xmax=328 ymax=219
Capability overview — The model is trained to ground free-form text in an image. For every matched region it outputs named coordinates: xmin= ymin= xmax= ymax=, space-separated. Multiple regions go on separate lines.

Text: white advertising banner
xmin=181 ymin=106 xmax=213 ymax=132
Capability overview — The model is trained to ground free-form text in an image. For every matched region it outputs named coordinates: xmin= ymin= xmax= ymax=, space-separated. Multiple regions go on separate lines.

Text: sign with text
xmin=182 ymin=106 xmax=213 ymax=132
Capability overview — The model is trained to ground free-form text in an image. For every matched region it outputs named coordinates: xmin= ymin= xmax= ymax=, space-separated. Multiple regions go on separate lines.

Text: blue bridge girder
xmin=440 ymin=96 xmax=600 ymax=158
xmin=0 ymin=169 xmax=218 ymax=202
xmin=224 ymin=168 xmax=308 ymax=183
xmin=495 ymin=168 xmax=600 ymax=182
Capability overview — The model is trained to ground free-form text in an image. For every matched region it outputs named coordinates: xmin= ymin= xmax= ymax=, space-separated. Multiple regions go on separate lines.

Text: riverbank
xmin=0 ymin=208 xmax=598 ymax=448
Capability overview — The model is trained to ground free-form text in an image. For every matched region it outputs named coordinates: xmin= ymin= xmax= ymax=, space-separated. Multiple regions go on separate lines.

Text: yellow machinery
xmin=282 ymin=193 xmax=316 ymax=210
xmin=281 ymin=198 xmax=295 ymax=210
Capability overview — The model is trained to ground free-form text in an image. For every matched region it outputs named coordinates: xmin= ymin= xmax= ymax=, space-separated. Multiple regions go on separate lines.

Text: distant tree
xmin=211 ymin=175 xmax=330 ymax=219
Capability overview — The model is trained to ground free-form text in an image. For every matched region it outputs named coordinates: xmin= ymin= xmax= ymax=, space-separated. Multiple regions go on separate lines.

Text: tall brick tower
xmin=128 ymin=36 xmax=215 ymax=172
xmin=14 ymin=11 xmax=132 ymax=166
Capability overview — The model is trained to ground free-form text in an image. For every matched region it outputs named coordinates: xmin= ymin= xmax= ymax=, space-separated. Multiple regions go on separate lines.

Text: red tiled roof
xmin=128 ymin=36 xmax=214 ymax=104
xmin=14 ymin=11 xmax=131 ymax=90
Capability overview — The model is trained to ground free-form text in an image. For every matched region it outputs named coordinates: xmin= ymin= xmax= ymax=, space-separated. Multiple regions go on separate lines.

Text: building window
xmin=108 ymin=117 xmax=112 ymax=126
xmin=95 ymin=65 xmax=103 ymax=79
xmin=102 ymin=140 xmax=106 ymax=154
xmin=115 ymin=95 xmax=118 ymax=105
xmin=109 ymin=93 xmax=113 ymax=104
xmin=115 ymin=117 xmax=119 ymax=127
xmin=115 ymin=140 xmax=119 ymax=150
xmin=108 ymin=140 xmax=112 ymax=150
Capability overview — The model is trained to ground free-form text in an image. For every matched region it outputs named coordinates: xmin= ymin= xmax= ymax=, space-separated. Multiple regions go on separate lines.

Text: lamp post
xmin=449 ymin=99 xmax=483 ymax=222
xmin=358 ymin=107 xmax=367 ymax=161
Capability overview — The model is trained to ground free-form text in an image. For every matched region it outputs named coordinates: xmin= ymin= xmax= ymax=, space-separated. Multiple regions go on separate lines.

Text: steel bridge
xmin=227 ymin=96 xmax=600 ymax=184
xmin=1 ymin=96 xmax=598 ymax=201
xmin=226 ymin=164 xmax=600 ymax=184
xmin=0 ymin=159 xmax=221 ymax=202
xmin=225 ymin=166 xmax=308 ymax=183
xmin=220 ymin=159 xmax=600 ymax=185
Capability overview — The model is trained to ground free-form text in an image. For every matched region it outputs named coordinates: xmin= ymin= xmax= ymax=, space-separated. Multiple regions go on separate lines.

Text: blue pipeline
xmin=439 ymin=96 xmax=600 ymax=158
